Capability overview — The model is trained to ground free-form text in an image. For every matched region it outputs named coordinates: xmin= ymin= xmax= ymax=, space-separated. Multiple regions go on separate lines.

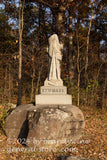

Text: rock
xmin=7 ymin=103 xmax=16 ymax=109
xmin=5 ymin=104 xmax=85 ymax=147
xmin=5 ymin=104 xmax=34 ymax=139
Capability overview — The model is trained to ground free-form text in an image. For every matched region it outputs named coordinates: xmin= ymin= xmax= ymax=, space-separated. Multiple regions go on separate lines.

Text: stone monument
xmin=5 ymin=34 xmax=85 ymax=150
xmin=36 ymin=34 xmax=72 ymax=105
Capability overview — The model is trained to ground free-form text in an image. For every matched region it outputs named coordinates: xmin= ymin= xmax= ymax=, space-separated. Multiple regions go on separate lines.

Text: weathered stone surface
xmin=5 ymin=104 xmax=85 ymax=147
xmin=5 ymin=104 xmax=34 ymax=139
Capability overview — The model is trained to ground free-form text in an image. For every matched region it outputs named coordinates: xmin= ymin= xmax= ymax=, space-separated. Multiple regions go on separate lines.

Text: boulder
xmin=5 ymin=104 xmax=85 ymax=147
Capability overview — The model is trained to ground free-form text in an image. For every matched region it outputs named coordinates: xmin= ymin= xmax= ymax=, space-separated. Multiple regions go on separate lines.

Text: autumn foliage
xmin=0 ymin=0 xmax=106 ymax=108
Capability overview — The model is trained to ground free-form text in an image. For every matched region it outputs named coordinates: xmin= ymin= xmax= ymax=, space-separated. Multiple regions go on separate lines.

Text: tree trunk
xmin=4 ymin=66 xmax=7 ymax=96
xmin=52 ymin=9 xmax=56 ymax=33
xmin=85 ymin=0 xmax=95 ymax=78
xmin=36 ymin=66 xmax=43 ymax=94
xmin=68 ymin=10 xmax=74 ymax=85
xmin=17 ymin=0 xmax=25 ymax=106
xmin=55 ymin=5 xmax=66 ymax=43
xmin=31 ymin=55 xmax=35 ymax=102
xmin=76 ymin=29 xmax=80 ymax=107
xmin=9 ymin=63 xmax=11 ymax=103
xmin=3 ymin=66 xmax=8 ymax=103
xmin=102 ymin=72 xmax=107 ymax=110
xmin=38 ymin=2 xmax=42 ymax=46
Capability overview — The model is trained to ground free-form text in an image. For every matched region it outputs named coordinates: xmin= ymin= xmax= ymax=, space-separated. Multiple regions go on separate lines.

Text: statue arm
xmin=53 ymin=42 xmax=62 ymax=60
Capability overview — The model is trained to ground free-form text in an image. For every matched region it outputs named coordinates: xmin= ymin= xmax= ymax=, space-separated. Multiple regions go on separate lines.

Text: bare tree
xmin=76 ymin=28 xmax=80 ymax=107
xmin=30 ymin=54 xmax=35 ymax=102
xmin=68 ymin=9 xmax=74 ymax=87
xmin=85 ymin=0 xmax=95 ymax=77
xmin=17 ymin=0 xmax=25 ymax=106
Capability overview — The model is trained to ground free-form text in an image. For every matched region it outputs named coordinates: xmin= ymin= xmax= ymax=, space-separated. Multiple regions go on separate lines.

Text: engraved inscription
xmin=41 ymin=87 xmax=66 ymax=94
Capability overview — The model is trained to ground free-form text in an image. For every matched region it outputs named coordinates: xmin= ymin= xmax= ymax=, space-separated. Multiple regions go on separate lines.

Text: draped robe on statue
xmin=45 ymin=34 xmax=63 ymax=86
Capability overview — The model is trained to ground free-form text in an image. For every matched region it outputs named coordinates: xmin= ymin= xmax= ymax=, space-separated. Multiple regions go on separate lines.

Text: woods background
xmin=0 ymin=0 xmax=106 ymax=109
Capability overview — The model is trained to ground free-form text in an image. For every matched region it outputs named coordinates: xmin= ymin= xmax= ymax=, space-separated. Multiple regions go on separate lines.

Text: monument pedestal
xmin=36 ymin=94 xmax=72 ymax=105
xmin=35 ymin=85 xmax=72 ymax=105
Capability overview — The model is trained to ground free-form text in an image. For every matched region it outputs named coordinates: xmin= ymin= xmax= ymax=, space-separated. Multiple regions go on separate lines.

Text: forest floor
xmin=0 ymin=105 xmax=107 ymax=160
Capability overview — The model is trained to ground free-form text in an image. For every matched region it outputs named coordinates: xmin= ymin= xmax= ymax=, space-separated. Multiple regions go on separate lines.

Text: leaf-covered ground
xmin=0 ymin=105 xmax=107 ymax=160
